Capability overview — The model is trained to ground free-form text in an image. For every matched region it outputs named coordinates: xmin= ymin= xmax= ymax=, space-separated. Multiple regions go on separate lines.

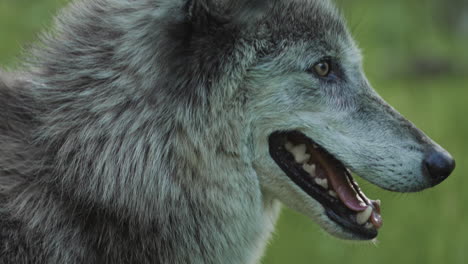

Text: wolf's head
xmin=32 ymin=0 xmax=455 ymax=242
xmin=167 ymin=0 xmax=455 ymax=240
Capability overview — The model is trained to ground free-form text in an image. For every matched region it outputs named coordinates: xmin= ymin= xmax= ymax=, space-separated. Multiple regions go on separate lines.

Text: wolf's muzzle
xmin=424 ymin=148 xmax=455 ymax=186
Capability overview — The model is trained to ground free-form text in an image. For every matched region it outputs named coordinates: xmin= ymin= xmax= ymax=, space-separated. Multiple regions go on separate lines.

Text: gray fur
xmin=0 ymin=0 xmax=452 ymax=263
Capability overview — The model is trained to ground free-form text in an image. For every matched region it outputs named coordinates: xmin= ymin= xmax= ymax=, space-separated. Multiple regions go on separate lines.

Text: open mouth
xmin=268 ymin=131 xmax=383 ymax=240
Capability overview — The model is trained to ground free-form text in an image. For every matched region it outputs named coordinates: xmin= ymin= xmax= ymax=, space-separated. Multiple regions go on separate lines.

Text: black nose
xmin=424 ymin=149 xmax=455 ymax=186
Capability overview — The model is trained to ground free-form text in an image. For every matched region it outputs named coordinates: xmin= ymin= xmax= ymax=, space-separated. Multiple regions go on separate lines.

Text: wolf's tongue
xmin=314 ymin=152 xmax=368 ymax=212
xmin=320 ymin=158 xmax=383 ymax=228
xmin=327 ymin=169 xmax=368 ymax=212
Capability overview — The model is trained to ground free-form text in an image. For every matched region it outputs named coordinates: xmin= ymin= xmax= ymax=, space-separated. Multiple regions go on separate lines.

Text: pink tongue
xmin=326 ymin=168 xmax=384 ymax=228
xmin=305 ymin=145 xmax=382 ymax=228
xmin=327 ymin=170 xmax=368 ymax=212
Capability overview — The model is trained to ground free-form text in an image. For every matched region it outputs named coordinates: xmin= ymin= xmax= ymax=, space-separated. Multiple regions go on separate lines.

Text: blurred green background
xmin=0 ymin=0 xmax=467 ymax=263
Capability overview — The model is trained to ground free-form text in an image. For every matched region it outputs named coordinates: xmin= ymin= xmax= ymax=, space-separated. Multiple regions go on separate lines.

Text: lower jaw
xmin=325 ymin=208 xmax=378 ymax=240
xmin=268 ymin=131 xmax=381 ymax=240
xmin=286 ymin=171 xmax=379 ymax=240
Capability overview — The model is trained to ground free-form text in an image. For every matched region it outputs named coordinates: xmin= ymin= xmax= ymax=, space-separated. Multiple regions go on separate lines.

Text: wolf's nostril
xmin=424 ymin=149 xmax=455 ymax=186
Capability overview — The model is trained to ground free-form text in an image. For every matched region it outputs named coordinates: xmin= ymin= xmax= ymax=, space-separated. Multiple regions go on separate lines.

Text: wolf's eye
xmin=313 ymin=61 xmax=331 ymax=77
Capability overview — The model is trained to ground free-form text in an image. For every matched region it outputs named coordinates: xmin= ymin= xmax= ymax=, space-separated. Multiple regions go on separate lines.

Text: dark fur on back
xmin=0 ymin=71 xmax=41 ymax=193
xmin=0 ymin=0 xmax=280 ymax=263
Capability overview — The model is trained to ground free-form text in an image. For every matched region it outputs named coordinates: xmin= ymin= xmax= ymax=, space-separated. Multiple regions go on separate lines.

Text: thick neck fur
xmin=1 ymin=0 xmax=280 ymax=263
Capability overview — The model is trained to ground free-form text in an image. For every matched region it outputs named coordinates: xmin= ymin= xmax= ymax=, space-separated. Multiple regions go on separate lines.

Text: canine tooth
xmin=314 ymin=178 xmax=328 ymax=189
xmin=328 ymin=190 xmax=337 ymax=198
xmin=356 ymin=206 xmax=373 ymax=225
xmin=302 ymin=164 xmax=316 ymax=177
xmin=290 ymin=144 xmax=309 ymax=163
xmin=365 ymin=223 xmax=374 ymax=229
xmin=285 ymin=141 xmax=294 ymax=152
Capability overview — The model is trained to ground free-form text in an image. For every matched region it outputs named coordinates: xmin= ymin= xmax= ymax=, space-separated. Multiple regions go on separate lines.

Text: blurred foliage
xmin=0 ymin=0 xmax=467 ymax=264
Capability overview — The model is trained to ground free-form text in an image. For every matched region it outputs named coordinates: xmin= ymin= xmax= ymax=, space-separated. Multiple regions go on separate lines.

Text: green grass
xmin=1 ymin=1 xmax=467 ymax=264
xmin=0 ymin=0 xmax=69 ymax=67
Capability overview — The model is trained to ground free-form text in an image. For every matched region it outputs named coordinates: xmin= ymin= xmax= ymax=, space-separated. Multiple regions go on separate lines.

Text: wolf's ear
xmin=186 ymin=0 xmax=274 ymax=26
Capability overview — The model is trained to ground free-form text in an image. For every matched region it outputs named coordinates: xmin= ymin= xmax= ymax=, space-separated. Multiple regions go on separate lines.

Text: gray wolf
xmin=0 ymin=0 xmax=455 ymax=263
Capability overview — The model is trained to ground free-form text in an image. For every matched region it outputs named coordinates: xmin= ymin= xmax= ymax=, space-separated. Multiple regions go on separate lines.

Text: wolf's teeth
xmin=290 ymin=144 xmax=309 ymax=163
xmin=356 ymin=206 xmax=373 ymax=225
xmin=285 ymin=141 xmax=294 ymax=152
xmin=297 ymin=154 xmax=311 ymax=164
xmin=292 ymin=144 xmax=306 ymax=155
xmin=328 ymin=190 xmax=337 ymax=198
xmin=314 ymin=178 xmax=328 ymax=189
xmin=365 ymin=222 xmax=374 ymax=229
xmin=302 ymin=163 xmax=316 ymax=177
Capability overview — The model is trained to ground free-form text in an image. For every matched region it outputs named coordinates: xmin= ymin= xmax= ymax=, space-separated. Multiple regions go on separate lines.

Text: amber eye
xmin=313 ymin=61 xmax=331 ymax=77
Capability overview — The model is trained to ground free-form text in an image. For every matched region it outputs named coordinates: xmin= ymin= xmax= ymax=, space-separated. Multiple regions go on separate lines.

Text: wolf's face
xmin=235 ymin=1 xmax=455 ymax=240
